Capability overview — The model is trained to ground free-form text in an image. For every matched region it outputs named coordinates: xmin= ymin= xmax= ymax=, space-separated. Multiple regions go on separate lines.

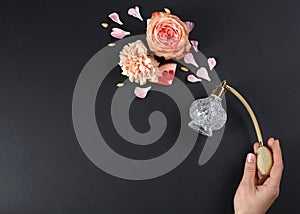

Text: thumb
xmin=241 ymin=153 xmax=257 ymax=187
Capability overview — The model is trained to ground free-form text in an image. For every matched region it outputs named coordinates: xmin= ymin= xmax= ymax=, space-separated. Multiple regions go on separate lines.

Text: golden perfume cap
xmin=212 ymin=80 xmax=227 ymax=99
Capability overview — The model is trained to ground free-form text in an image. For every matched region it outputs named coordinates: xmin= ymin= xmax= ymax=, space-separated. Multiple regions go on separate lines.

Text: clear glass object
xmin=188 ymin=80 xmax=272 ymax=176
xmin=188 ymin=94 xmax=227 ymax=136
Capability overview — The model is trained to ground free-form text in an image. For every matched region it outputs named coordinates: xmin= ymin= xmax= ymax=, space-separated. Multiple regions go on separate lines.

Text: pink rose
xmin=146 ymin=12 xmax=191 ymax=60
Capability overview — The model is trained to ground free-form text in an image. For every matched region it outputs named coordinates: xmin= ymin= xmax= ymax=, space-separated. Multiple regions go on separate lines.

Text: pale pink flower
xmin=187 ymin=74 xmax=202 ymax=83
xmin=190 ymin=40 xmax=199 ymax=52
xmin=110 ymin=27 xmax=130 ymax=39
xmin=134 ymin=86 xmax=151 ymax=99
xmin=184 ymin=52 xmax=199 ymax=67
xmin=207 ymin=57 xmax=217 ymax=70
xmin=196 ymin=67 xmax=211 ymax=81
xmin=185 ymin=21 xmax=195 ymax=32
xmin=128 ymin=6 xmax=143 ymax=21
xmin=108 ymin=12 xmax=123 ymax=25
xmin=119 ymin=40 xmax=161 ymax=85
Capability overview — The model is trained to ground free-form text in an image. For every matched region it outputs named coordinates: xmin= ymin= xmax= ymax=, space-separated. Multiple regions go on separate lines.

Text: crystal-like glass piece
xmin=188 ymin=94 xmax=227 ymax=136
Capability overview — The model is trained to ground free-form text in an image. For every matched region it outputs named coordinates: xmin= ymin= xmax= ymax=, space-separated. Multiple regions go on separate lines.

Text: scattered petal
xmin=180 ymin=66 xmax=189 ymax=72
xmin=108 ymin=12 xmax=123 ymax=25
xmin=116 ymin=83 xmax=125 ymax=87
xmin=187 ymin=74 xmax=202 ymax=83
xmin=111 ymin=27 xmax=130 ymax=39
xmin=134 ymin=86 xmax=151 ymax=99
xmin=156 ymin=63 xmax=177 ymax=85
xmin=190 ymin=40 xmax=199 ymax=52
xmin=208 ymin=57 xmax=217 ymax=70
xmin=184 ymin=53 xmax=199 ymax=67
xmin=185 ymin=21 xmax=195 ymax=32
xmin=101 ymin=22 xmax=109 ymax=28
xmin=128 ymin=6 xmax=143 ymax=21
xmin=164 ymin=8 xmax=171 ymax=13
xmin=196 ymin=67 xmax=211 ymax=81
xmin=108 ymin=43 xmax=116 ymax=47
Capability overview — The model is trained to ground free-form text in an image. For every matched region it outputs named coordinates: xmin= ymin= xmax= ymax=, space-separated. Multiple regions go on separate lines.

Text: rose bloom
xmin=146 ymin=12 xmax=191 ymax=60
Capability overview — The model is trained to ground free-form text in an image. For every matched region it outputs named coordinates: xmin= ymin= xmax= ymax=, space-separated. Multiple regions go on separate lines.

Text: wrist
xmin=235 ymin=210 xmax=265 ymax=214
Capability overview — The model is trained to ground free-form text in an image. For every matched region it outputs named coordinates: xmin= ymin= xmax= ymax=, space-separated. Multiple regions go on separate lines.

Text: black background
xmin=1 ymin=0 xmax=299 ymax=213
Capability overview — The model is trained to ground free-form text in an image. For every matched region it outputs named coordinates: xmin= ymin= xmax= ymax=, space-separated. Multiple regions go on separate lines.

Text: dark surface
xmin=0 ymin=0 xmax=299 ymax=213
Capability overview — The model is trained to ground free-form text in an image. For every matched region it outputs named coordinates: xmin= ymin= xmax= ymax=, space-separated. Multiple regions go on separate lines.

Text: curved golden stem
xmin=222 ymin=81 xmax=264 ymax=146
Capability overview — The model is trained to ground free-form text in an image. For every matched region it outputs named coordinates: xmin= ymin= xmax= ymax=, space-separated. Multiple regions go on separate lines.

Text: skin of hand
xmin=234 ymin=138 xmax=284 ymax=214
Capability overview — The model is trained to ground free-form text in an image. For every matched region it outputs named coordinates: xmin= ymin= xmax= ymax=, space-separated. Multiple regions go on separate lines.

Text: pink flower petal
xmin=128 ymin=6 xmax=143 ymax=21
xmin=184 ymin=53 xmax=199 ymax=67
xmin=190 ymin=40 xmax=199 ymax=52
xmin=196 ymin=67 xmax=211 ymax=81
xmin=134 ymin=86 xmax=151 ymax=99
xmin=108 ymin=12 xmax=123 ymax=25
xmin=185 ymin=21 xmax=195 ymax=32
xmin=187 ymin=74 xmax=202 ymax=83
xmin=207 ymin=57 xmax=217 ymax=70
xmin=110 ymin=27 xmax=130 ymax=39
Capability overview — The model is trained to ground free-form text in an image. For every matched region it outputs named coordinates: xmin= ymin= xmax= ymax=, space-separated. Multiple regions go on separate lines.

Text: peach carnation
xmin=119 ymin=40 xmax=161 ymax=85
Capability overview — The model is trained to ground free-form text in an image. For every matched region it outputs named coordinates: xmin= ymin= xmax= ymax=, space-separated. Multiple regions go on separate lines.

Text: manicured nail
xmin=247 ymin=153 xmax=255 ymax=163
xmin=268 ymin=137 xmax=275 ymax=146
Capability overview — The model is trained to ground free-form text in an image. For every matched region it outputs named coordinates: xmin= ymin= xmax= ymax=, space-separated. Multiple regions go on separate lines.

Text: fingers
xmin=253 ymin=142 xmax=267 ymax=184
xmin=241 ymin=153 xmax=257 ymax=188
xmin=268 ymin=138 xmax=284 ymax=184
xmin=253 ymin=142 xmax=259 ymax=153
xmin=242 ymin=138 xmax=283 ymax=189
xmin=268 ymin=137 xmax=275 ymax=144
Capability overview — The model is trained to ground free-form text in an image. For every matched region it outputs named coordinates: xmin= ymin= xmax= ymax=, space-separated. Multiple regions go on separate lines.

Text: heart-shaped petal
xmin=134 ymin=86 xmax=151 ymax=99
xmin=207 ymin=57 xmax=217 ymax=70
xmin=110 ymin=27 xmax=130 ymax=39
xmin=185 ymin=21 xmax=195 ymax=32
xmin=187 ymin=74 xmax=202 ymax=83
xmin=128 ymin=6 xmax=143 ymax=21
xmin=184 ymin=53 xmax=199 ymax=67
xmin=190 ymin=40 xmax=199 ymax=52
xmin=108 ymin=12 xmax=123 ymax=25
xmin=196 ymin=67 xmax=211 ymax=81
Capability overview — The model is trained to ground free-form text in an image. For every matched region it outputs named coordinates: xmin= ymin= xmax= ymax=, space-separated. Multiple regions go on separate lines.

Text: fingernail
xmin=269 ymin=137 xmax=275 ymax=146
xmin=247 ymin=153 xmax=255 ymax=163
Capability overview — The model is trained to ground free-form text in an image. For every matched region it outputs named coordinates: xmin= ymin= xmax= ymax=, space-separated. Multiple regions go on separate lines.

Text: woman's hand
xmin=234 ymin=138 xmax=284 ymax=214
